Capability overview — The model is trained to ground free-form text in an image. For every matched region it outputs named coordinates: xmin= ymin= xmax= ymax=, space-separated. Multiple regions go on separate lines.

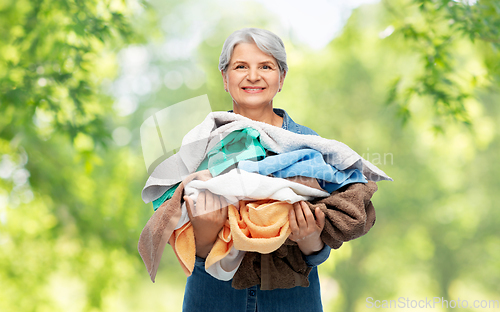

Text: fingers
xmin=190 ymin=169 xmax=213 ymax=182
xmin=197 ymin=169 xmax=213 ymax=181
xmin=188 ymin=191 xmax=228 ymax=218
xmin=315 ymin=207 xmax=326 ymax=231
xmin=289 ymin=202 xmax=323 ymax=242
xmin=293 ymin=202 xmax=307 ymax=228
xmin=294 ymin=201 xmax=317 ymax=228
xmin=220 ymin=197 xmax=228 ymax=219
xmin=289 ymin=208 xmax=299 ymax=235
xmin=213 ymin=193 xmax=221 ymax=214
xmin=185 ymin=195 xmax=195 ymax=219
xmin=196 ymin=191 xmax=206 ymax=216
xmin=302 ymin=202 xmax=316 ymax=226
xmin=205 ymin=190 xmax=214 ymax=214
xmin=204 ymin=191 xmax=226 ymax=215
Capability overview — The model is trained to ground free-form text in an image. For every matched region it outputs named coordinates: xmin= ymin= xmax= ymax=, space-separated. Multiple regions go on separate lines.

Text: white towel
xmin=205 ymin=247 xmax=246 ymax=281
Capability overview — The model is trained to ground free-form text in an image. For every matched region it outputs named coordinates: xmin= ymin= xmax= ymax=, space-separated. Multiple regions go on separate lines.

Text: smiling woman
xmin=138 ymin=27 xmax=386 ymax=312
xmin=180 ymin=28 xmax=330 ymax=312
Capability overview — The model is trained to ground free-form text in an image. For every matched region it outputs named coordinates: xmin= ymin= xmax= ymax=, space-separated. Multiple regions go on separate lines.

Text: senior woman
xmin=182 ymin=28 xmax=331 ymax=312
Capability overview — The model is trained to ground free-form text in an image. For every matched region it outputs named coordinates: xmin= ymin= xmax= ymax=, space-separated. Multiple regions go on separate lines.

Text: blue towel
xmin=238 ymin=148 xmax=367 ymax=193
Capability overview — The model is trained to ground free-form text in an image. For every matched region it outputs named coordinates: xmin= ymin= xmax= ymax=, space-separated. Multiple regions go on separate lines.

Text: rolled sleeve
xmin=304 ymin=244 xmax=331 ymax=267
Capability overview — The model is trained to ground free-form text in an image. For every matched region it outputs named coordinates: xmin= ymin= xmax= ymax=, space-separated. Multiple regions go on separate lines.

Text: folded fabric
xmin=205 ymin=246 xmax=246 ymax=281
xmin=168 ymin=221 xmax=195 ymax=276
xmin=197 ymin=127 xmax=266 ymax=177
xmin=231 ymin=181 xmax=378 ymax=290
xmin=228 ymin=200 xmax=293 ymax=254
xmin=138 ymin=171 xmax=206 ymax=282
xmin=238 ymin=148 xmax=367 ymax=193
xmin=183 ymin=168 xmax=329 ymax=208
xmin=169 ymin=200 xmax=294 ymax=281
xmin=142 ymin=112 xmax=392 ymax=204
xmin=152 ymin=127 xmax=266 ymax=210
xmin=153 ymin=182 xmax=180 ymax=211
xmin=170 ymin=218 xmax=235 ymax=280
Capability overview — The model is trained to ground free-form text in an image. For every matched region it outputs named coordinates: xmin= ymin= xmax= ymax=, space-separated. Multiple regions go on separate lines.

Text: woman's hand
xmin=288 ymin=201 xmax=325 ymax=256
xmin=185 ymin=191 xmax=228 ymax=258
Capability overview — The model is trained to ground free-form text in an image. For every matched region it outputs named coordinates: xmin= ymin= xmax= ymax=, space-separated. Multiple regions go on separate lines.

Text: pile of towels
xmin=138 ymin=111 xmax=392 ymax=290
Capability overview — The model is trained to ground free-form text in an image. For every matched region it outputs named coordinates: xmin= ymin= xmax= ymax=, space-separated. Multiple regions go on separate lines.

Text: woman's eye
xmin=262 ymin=65 xmax=270 ymax=69
xmin=236 ymin=65 xmax=245 ymax=69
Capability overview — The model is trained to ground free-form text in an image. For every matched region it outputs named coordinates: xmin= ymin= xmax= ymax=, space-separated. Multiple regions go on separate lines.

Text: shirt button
xmin=249 ymin=290 xmax=256 ymax=296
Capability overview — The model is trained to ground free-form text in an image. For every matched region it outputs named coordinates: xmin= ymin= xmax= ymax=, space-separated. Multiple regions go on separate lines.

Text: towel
xmin=137 ymin=171 xmax=209 ymax=282
xmin=231 ymin=181 xmax=378 ymax=290
xmin=238 ymin=148 xmax=368 ymax=192
xmin=205 ymin=246 xmax=246 ymax=281
xmin=168 ymin=222 xmax=195 ymax=276
xmin=183 ymin=168 xmax=329 ymax=208
xmin=142 ymin=113 xmax=392 ymax=203
xmin=228 ymin=200 xmax=293 ymax=254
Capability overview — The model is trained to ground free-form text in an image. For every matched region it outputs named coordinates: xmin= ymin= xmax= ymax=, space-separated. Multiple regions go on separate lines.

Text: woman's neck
xmin=232 ymin=103 xmax=283 ymax=128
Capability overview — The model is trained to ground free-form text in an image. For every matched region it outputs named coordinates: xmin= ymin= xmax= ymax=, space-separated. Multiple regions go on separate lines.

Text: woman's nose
xmin=246 ymin=68 xmax=260 ymax=82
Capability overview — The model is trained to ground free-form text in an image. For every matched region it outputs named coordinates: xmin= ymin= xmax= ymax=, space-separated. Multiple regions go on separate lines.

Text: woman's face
xmin=222 ymin=42 xmax=285 ymax=111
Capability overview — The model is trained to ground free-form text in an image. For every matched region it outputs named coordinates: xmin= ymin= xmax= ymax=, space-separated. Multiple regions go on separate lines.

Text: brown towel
xmin=231 ymin=239 xmax=312 ymax=290
xmin=138 ymin=171 xmax=208 ymax=282
xmin=231 ymin=181 xmax=378 ymax=290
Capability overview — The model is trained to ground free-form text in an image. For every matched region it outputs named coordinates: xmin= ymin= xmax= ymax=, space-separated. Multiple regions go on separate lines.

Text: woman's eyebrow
xmin=231 ymin=60 xmax=276 ymax=65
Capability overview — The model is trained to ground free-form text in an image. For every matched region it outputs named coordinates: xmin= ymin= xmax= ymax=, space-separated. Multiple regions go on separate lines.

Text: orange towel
xmin=170 ymin=199 xmax=293 ymax=276
xmin=168 ymin=222 xmax=196 ymax=276
xmin=229 ymin=200 xmax=293 ymax=254
xmin=205 ymin=220 xmax=233 ymax=268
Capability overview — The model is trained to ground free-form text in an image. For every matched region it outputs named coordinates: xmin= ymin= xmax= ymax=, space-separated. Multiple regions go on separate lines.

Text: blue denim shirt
xmin=273 ymin=108 xmax=318 ymax=136
xmin=182 ymin=108 xmax=330 ymax=312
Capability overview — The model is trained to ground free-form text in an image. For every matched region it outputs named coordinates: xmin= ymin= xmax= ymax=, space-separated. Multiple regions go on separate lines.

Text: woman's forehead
xmin=230 ymin=43 xmax=277 ymax=64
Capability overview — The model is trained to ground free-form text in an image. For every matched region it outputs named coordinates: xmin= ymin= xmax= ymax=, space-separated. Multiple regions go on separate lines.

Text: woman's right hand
xmin=184 ymin=191 xmax=228 ymax=258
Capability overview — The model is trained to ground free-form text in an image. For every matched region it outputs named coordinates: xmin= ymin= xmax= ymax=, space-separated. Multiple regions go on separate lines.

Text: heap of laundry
xmin=138 ymin=112 xmax=392 ymax=289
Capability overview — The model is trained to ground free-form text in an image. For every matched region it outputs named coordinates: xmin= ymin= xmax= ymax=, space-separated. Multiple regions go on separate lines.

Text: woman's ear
xmin=279 ymin=70 xmax=287 ymax=91
xmin=221 ymin=70 xmax=228 ymax=92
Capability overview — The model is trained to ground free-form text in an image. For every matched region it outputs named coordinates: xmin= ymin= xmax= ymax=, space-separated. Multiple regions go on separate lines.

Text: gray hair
xmin=218 ymin=28 xmax=288 ymax=76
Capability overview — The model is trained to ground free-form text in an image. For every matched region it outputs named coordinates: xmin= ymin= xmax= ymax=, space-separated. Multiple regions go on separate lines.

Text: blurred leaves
xmin=0 ymin=0 xmax=151 ymax=311
xmin=0 ymin=0 xmax=499 ymax=311
xmin=383 ymin=0 xmax=500 ymax=130
xmin=0 ymin=0 xmax=144 ymax=145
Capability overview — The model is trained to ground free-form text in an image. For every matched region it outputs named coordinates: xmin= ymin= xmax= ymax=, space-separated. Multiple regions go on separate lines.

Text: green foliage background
xmin=0 ymin=0 xmax=499 ymax=311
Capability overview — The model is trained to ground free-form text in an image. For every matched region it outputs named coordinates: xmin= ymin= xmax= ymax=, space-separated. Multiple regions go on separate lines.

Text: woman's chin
xmin=233 ymin=101 xmax=274 ymax=110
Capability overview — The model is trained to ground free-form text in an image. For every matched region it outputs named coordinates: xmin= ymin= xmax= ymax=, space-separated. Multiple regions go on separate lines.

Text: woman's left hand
xmin=288 ymin=201 xmax=325 ymax=255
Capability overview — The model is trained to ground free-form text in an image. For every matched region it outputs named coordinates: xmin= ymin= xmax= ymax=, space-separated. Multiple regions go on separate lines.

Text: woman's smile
xmin=242 ymin=86 xmax=266 ymax=93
